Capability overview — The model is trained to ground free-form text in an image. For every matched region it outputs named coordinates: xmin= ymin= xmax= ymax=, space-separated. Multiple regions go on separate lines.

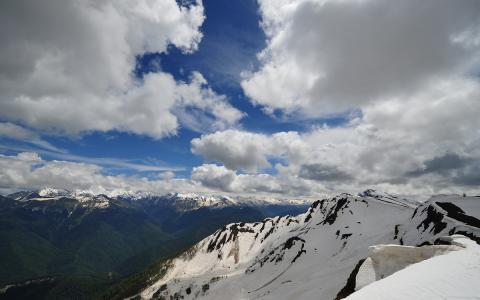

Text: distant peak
xmin=358 ymin=189 xmax=378 ymax=197
xmin=38 ymin=187 xmax=69 ymax=197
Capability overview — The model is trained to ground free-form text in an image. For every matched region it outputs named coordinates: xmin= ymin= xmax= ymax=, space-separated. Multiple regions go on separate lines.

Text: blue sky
xmin=0 ymin=0 xmax=264 ymax=177
xmin=0 ymin=0 xmax=343 ymax=178
xmin=1 ymin=0 xmax=479 ymax=197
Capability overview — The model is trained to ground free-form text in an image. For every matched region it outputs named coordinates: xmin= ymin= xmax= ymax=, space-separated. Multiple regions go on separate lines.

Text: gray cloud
xmin=243 ymin=0 xmax=480 ymax=115
xmin=453 ymin=163 xmax=480 ymax=186
xmin=408 ymin=153 xmax=471 ymax=177
xmin=299 ymin=163 xmax=352 ymax=182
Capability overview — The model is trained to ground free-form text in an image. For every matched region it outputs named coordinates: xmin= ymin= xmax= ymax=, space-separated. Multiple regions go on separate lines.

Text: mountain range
xmin=102 ymin=190 xmax=480 ymax=300
xmin=0 ymin=188 xmax=309 ymax=299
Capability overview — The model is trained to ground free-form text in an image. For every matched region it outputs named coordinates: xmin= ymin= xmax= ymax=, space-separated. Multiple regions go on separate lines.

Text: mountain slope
xmin=128 ymin=192 xmax=479 ymax=300
xmin=0 ymin=189 xmax=308 ymax=299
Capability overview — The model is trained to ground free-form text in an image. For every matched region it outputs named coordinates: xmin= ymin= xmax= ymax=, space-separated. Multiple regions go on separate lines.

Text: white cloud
xmin=191 ymin=77 xmax=480 ymax=197
xmin=0 ymin=152 xmax=200 ymax=195
xmin=0 ymin=122 xmax=63 ymax=152
xmin=191 ymin=164 xmax=237 ymax=191
xmin=0 ymin=152 xmax=319 ymax=198
xmin=188 ymin=0 xmax=480 ymax=197
xmin=191 ymin=163 xmax=317 ymax=196
xmin=0 ymin=0 xmax=243 ymax=138
xmin=191 ymin=130 xmax=273 ymax=172
xmin=242 ymin=0 xmax=480 ymax=116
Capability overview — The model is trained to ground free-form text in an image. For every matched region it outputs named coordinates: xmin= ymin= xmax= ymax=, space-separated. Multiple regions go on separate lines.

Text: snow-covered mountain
xmin=1 ymin=188 xmax=312 ymax=298
xmin=131 ymin=191 xmax=479 ymax=300
xmin=6 ymin=188 xmax=311 ymax=212
xmin=117 ymin=192 xmax=311 ymax=212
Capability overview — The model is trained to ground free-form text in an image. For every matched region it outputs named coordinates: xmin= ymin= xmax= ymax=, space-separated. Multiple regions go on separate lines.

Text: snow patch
xmin=355 ymin=238 xmax=462 ymax=290
xmin=346 ymin=235 xmax=480 ymax=300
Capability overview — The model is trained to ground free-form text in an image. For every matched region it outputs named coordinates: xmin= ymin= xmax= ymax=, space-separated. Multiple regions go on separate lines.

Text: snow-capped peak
xmin=37 ymin=187 xmax=70 ymax=197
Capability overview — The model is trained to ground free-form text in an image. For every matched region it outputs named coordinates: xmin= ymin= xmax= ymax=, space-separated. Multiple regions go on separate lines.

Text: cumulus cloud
xmin=191 ymin=163 xmax=317 ymax=196
xmin=191 ymin=164 xmax=237 ymax=191
xmin=298 ymin=163 xmax=352 ymax=182
xmin=2 ymin=0 xmax=479 ymax=198
xmin=191 ymin=82 xmax=480 ymax=197
xmin=408 ymin=153 xmax=471 ymax=177
xmin=191 ymin=130 xmax=273 ymax=172
xmin=242 ymin=0 xmax=480 ymax=116
xmin=0 ymin=0 xmax=242 ymax=138
xmin=185 ymin=0 xmax=480 ymax=197
xmin=0 ymin=152 xmax=320 ymax=198
xmin=0 ymin=152 xmax=200 ymax=195
xmin=191 ymin=129 xmax=310 ymax=172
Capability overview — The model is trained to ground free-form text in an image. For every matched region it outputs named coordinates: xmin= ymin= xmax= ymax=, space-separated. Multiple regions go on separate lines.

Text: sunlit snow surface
xmin=138 ymin=192 xmax=480 ymax=300
xmin=347 ymin=235 xmax=480 ymax=300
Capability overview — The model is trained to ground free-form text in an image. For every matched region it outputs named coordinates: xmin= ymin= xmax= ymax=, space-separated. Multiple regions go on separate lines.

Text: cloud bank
xmin=242 ymin=0 xmax=480 ymax=116
xmin=187 ymin=0 xmax=480 ymax=197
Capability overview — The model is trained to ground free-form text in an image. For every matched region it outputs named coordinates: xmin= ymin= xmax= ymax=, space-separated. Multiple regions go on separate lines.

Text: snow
xmin=354 ymin=240 xmax=462 ymax=290
xmin=37 ymin=187 xmax=69 ymax=197
xmin=139 ymin=193 xmax=416 ymax=300
xmin=358 ymin=189 xmax=420 ymax=208
xmin=4 ymin=188 xmax=479 ymax=299
xmin=346 ymin=235 xmax=480 ymax=300
xmin=7 ymin=188 xmax=311 ymax=212
xmin=136 ymin=193 xmax=480 ymax=300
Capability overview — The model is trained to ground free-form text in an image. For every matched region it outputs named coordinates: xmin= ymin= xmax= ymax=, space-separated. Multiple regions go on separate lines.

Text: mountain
xmin=0 ymin=188 xmax=309 ymax=299
xmin=113 ymin=191 xmax=479 ymax=300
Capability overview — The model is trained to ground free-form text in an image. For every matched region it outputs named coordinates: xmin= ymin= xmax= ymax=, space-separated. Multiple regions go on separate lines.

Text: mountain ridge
xmin=6 ymin=188 xmax=313 ymax=213
xmin=120 ymin=191 xmax=479 ymax=300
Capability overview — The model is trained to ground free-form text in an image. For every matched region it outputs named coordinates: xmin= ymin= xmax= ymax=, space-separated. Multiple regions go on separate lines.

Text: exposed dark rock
xmin=261 ymin=226 xmax=275 ymax=242
xmin=335 ymin=259 xmax=366 ymax=300
xmin=152 ymin=284 xmax=168 ymax=299
xmin=417 ymin=241 xmax=432 ymax=247
xmin=323 ymin=198 xmax=348 ymax=225
xmin=292 ymin=243 xmax=306 ymax=263
xmin=283 ymin=236 xmax=306 ymax=250
xmin=433 ymin=238 xmax=452 ymax=246
xmin=411 ymin=206 xmax=419 ymax=219
xmin=416 ymin=205 xmax=447 ymax=235
xmin=393 ymin=224 xmax=400 ymax=239
xmin=436 ymin=202 xmax=480 ymax=228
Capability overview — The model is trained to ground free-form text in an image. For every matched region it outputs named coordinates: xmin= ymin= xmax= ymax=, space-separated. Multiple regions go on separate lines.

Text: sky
xmin=0 ymin=0 xmax=479 ymax=198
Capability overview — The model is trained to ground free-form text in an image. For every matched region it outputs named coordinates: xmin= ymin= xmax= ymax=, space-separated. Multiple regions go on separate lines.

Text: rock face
xmin=133 ymin=191 xmax=480 ymax=300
